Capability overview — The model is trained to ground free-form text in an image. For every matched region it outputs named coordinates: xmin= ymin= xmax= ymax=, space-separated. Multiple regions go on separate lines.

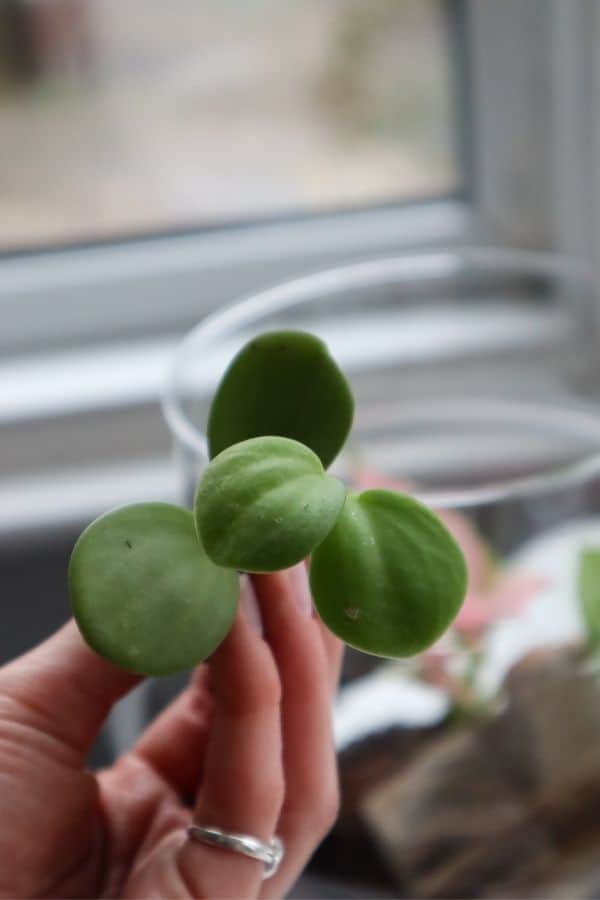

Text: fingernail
xmin=288 ymin=563 xmax=313 ymax=617
xmin=240 ymin=576 xmax=263 ymax=635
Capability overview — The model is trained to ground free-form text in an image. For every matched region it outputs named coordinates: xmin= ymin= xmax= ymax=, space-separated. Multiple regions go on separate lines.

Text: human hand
xmin=0 ymin=565 xmax=342 ymax=898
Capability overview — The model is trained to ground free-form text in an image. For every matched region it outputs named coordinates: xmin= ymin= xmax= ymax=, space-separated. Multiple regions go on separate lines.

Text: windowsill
xmin=0 ymin=199 xmax=470 ymax=356
xmin=0 ymin=296 xmax=566 ymax=547
xmin=0 ymin=197 xmax=479 ymax=547
xmin=0 ymin=459 xmax=178 ymax=552
xmin=0 ymin=337 xmax=178 ymax=426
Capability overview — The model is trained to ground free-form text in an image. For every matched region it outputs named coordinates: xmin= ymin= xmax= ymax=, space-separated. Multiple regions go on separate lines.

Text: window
xmin=0 ymin=0 xmax=458 ymax=251
xmin=1 ymin=0 xmax=597 ymax=515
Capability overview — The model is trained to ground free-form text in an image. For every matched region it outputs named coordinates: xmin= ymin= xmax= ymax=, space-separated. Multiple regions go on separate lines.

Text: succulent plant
xmin=69 ymin=330 xmax=467 ymax=675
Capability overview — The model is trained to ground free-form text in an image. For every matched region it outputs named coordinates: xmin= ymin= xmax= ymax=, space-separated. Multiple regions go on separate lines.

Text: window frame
xmin=3 ymin=0 xmax=597 ymax=358
xmin=0 ymin=0 xmax=469 ymax=356
xmin=0 ymin=199 xmax=471 ymax=357
xmin=467 ymin=0 xmax=599 ymax=262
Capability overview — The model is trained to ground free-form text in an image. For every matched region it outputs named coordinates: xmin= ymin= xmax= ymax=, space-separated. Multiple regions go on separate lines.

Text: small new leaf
xmin=207 ymin=330 xmax=354 ymax=469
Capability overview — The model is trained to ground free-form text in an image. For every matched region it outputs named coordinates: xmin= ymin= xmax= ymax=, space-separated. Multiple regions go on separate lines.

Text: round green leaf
xmin=69 ymin=502 xmax=239 ymax=676
xmin=578 ymin=547 xmax=600 ymax=649
xmin=310 ymin=489 xmax=467 ymax=657
xmin=207 ymin=330 xmax=354 ymax=469
xmin=195 ymin=435 xmax=347 ymax=573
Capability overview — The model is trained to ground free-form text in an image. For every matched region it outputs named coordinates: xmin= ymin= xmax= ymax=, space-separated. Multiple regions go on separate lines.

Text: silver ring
xmin=187 ymin=824 xmax=284 ymax=879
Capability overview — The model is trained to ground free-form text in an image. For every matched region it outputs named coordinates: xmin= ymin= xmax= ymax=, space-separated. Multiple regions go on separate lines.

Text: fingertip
xmin=251 ymin=569 xmax=291 ymax=607
xmin=209 ymin=600 xmax=281 ymax=718
xmin=239 ymin=575 xmax=264 ymax=636
xmin=286 ymin=563 xmax=314 ymax=617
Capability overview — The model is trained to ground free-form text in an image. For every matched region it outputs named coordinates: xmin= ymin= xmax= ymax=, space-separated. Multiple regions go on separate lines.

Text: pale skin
xmin=0 ymin=564 xmax=343 ymax=898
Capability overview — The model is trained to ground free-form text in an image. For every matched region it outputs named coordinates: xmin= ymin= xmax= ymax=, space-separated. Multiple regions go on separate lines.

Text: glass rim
xmin=161 ymin=246 xmax=598 ymax=507
xmin=399 ymin=398 xmax=600 ymax=509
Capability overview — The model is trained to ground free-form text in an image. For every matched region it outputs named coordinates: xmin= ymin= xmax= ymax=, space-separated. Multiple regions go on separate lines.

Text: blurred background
xmin=0 ymin=0 xmax=456 ymax=247
xmin=1 ymin=1 xmax=600 ymax=897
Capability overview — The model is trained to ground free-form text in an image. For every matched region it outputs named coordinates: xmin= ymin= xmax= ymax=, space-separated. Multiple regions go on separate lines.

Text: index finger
xmin=0 ymin=621 xmax=139 ymax=761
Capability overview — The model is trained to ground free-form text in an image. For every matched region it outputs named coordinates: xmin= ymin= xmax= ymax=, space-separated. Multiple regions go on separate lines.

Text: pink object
xmin=454 ymin=574 xmax=548 ymax=637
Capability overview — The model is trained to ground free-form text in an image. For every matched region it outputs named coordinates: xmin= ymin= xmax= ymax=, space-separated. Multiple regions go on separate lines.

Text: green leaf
xmin=578 ymin=547 xmax=600 ymax=649
xmin=207 ymin=330 xmax=354 ymax=469
xmin=69 ymin=503 xmax=239 ymax=676
xmin=195 ymin=435 xmax=347 ymax=572
xmin=310 ymin=489 xmax=467 ymax=658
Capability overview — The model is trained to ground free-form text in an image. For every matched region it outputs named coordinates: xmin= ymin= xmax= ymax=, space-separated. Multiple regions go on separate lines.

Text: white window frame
xmin=0 ymin=201 xmax=469 ymax=357
xmin=1 ymin=0 xmax=599 ymax=543
xmin=468 ymin=0 xmax=599 ymax=261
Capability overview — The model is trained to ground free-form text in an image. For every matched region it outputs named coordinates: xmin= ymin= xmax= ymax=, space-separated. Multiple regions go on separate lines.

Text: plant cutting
xmin=69 ymin=330 xmax=468 ymax=676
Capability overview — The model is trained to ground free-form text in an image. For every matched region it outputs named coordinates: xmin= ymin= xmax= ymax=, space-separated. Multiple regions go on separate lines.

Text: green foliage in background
xmin=578 ymin=547 xmax=600 ymax=650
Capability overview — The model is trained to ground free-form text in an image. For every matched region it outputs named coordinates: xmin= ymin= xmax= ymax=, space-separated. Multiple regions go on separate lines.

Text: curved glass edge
xmin=161 ymin=248 xmax=598 ymax=509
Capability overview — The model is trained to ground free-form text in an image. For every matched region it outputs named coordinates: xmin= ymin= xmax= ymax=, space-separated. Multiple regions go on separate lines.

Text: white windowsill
xmin=0 ymin=200 xmax=470 ymax=355
xmin=0 ymin=299 xmax=566 ymax=546
xmin=0 ymin=198 xmax=485 ymax=544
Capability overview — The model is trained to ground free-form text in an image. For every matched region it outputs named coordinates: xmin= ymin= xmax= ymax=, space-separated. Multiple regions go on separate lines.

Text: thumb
xmin=0 ymin=620 xmax=140 ymax=761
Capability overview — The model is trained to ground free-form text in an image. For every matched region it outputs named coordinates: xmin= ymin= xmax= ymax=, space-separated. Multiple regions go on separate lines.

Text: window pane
xmin=0 ymin=0 xmax=458 ymax=250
